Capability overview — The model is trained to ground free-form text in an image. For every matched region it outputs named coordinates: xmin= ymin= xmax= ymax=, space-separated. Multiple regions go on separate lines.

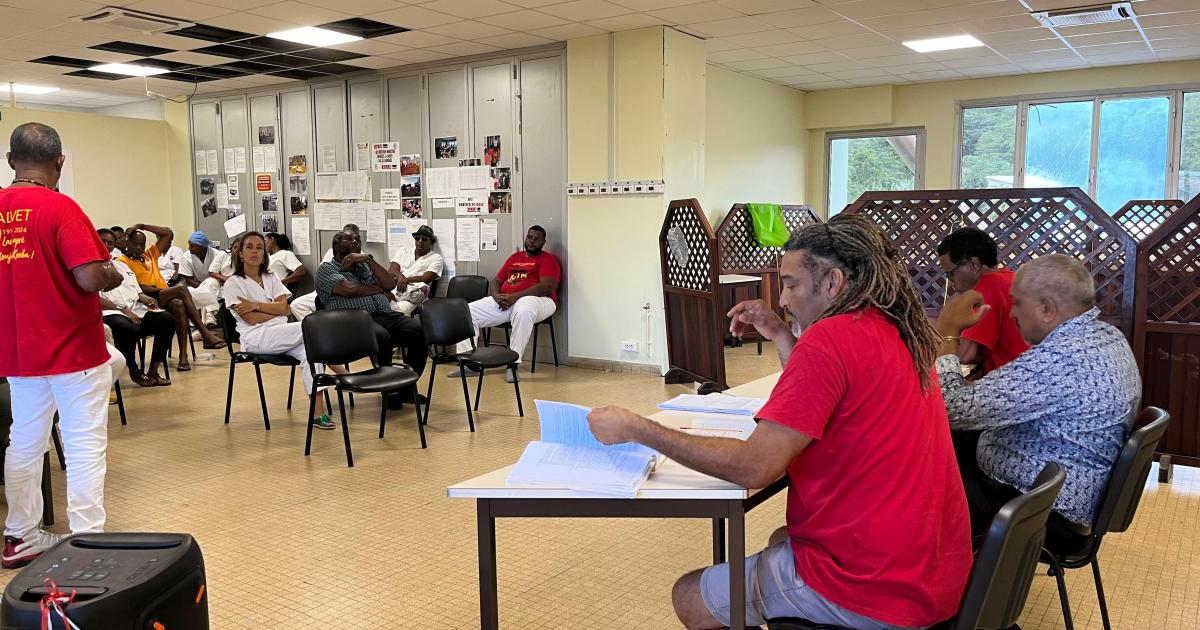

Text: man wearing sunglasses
xmin=387 ymin=225 xmax=443 ymax=315
xmin=936 ymin=227 xmax=1029 ymax=374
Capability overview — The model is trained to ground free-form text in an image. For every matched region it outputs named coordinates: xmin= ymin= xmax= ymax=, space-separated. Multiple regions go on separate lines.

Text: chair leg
xmin=337 ymin=389 xmax=354 ymax=468
xmin=458 ymin=360 xmax=476 ymax=432
xmin=345 ymin=364 xmax=354 ymax=408
xmin=138 ymin=339 xmax=146 ymax=371
xmin=412 ymin=388 xmax=427 ymax=449
xmin=424 ymin=363 xmax=437 ymax=426
xmin=304 ymin=392 xmax=317 ymax=456
xmin=531 ymin=323 xmax=539 ymax=374
xmin=324 ymin=389 xmax=332 ymax=411
xmin=510 ymin=364 xmax=524 ymax=417
xmin=253 ymin=363 xmax=271 ymax=431
xmin=223 ymin=362 xmax=236 ymax=424
xmin=190 ymin=332 xmax=197 ymax=360
xmin=286 ymin=365 xmax=296 ymax=410
xmin=1045 ymin=553 xmax=1076 ymax=630
xmin=378 ymin=393 xmax=388 ymax=439
xmin=51 ymin=420 xmax=66 ymax=471
xmin=548 ymin=319 xmax=559 ymax=367
xmin=474 ymin=368 xmax=484 ymax=412
xmin=1091 ymin=558 xmax=1113 ymax=630
xmin=114 ymin=381 xmax=127 ymax=426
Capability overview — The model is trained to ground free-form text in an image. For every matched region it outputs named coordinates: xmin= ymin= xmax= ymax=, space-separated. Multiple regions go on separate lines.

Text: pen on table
xmin=679 ymin=426 xmax=742 ymax=432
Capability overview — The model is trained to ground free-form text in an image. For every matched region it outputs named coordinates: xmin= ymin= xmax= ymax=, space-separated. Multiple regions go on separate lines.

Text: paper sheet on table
xmin=314 ymin=203 xmax=343 ymax=231
xmin=223 ymin=148 xmax=236 ymax=174
xmin=194 ymin=150 xmax=207 ymax=175
xmin=678 ymin=418 xmax=756 ymax=440
xmin=341 ymin=202 xmax=367 ymax=229
xmin=455 ymin=218 xmax=479 ymax=262
xmin=320 ymin=145 xmax=337 ymax=172
xmin=432 ymin=197 xmax=454 ymax=209
xmin=355 ymin=142 xmax=370 ymax=171
xmin=433 ymin=219 xmax=455 ymax=262
xmin=481 ymin=218 xmax=498 ymax=251
xmin=262 ymin=145 xmax=277 ymax=172
xmin=252 ymin=147 xmax=265 ymax=173
xmin=366 ymin=204 xmax=386 ymax=243
xmin=657 ymin=394 xmax=766 ymax=416
xmin=457 ymin=165 xmax=489 ymax=192
xmin=315 ymin=172 xmax=341 ymax=200
xmin=380 ymin=188 xmax=401 ymax=209
xmin=205 ymin=150 xmax=219 ymax=176
xmin=426 ymin=167 xmax=459 ymax=197
xmin=234 ymin=147 xmax=247 ymax=173
xmin=292 ymin=217 xmax=311 ymax=255
xmin=223 ymin=214 xmax=246 ymax=239
xmin=215 ymin=184 xmax=230 ymax=209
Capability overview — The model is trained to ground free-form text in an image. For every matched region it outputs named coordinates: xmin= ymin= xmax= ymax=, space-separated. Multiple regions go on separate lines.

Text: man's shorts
xmin=699 ymin=540 xmax=919 ymax=629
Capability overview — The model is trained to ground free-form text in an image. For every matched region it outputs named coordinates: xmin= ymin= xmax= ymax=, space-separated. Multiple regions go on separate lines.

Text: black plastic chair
xmin=1040 ymin=407 xmax=1170 ymax=630
xmin=218 ymin=301 xmax=300 ymax=431
xmin=302 ymin=309 xmax=425 ymax=468
xmin=768 ymin=462 xmax=1067 ymax=630
xmin=483 ymin=316 xmax=559 ymax=373
xmin=419 ymin=298 xmax=523 ymax=432
xmin=446 ymin=274 xmax=490 ymax=302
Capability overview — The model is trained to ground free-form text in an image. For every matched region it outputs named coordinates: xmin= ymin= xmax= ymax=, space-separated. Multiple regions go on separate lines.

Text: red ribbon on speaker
xmin=39 ymin=578 xmax=82 ymax=630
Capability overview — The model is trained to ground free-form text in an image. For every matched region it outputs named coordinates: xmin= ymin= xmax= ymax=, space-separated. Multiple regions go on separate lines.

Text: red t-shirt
xmin=961 ymin=269 xmax=1030 ymax=372
xmin=0 ymin=186 xmax=110 ymax=377
xmin=497 ymin=250 xmax=561 ymax=303
xmin=756 ymin=308 xmax=972 ymax=627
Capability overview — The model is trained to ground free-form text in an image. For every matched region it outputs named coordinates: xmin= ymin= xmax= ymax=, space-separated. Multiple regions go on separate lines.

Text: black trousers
xmin=369 ymin=311 xmax=427 ymax=375
xmin=952 ymin=430 xmax=1090 ymax=554
xmin=105 ymin=311 xmax=177 ymax=370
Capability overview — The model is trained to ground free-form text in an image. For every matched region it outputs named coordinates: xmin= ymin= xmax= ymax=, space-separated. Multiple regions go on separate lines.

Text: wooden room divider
xmin=716 ymin=203 xmax=821 ymax=316
xmin=659 ymin=199 xmax=727 ymax=392
xmin=1113 ymin=199 xmax=1186 ymax=241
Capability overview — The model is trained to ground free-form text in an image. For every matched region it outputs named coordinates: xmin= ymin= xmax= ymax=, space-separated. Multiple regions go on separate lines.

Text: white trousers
xmin=189 ymin=284 xmax=218 ymax=313
xmin=389 ymin=298 xmax=419 ymax=316
xmin=455 ymin=296 xmax=556 ymax=363
xmin=5 ymin=362 xmax=112 ymax=537
xmin=290 ymin=293 xmax=317 ymax=321
xmin=242 ymin=322 xmax=324 ymax=395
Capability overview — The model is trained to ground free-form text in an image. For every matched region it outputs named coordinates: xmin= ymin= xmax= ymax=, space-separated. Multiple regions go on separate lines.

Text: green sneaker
xmin=311 ymin=414 xmax=335 ymax=431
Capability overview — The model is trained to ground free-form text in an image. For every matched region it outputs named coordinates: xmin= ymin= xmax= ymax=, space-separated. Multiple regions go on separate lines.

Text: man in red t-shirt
xmin=589 ymin=216 xmax=972 ymax=629
xmin=0 ymin=123 xmax=124 ymax=568
xmin=937 ymin=228 xmax=1030 ymax=373
xmin=451 ymin=226 xmax=560 ymax=382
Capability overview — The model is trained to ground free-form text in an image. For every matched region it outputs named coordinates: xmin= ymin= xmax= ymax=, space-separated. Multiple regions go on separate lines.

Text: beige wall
xmin=804 ymin=59 xmax=1200 ymax=215
xmin=1 ymin=105 xmax=194 ymax=241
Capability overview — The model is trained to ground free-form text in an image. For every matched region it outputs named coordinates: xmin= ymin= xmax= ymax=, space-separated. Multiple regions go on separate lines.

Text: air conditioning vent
xmin=74 ymin=7 xmax=194 ymax=34
xmin=1032 ymin=2 xmax=1135 ymax=28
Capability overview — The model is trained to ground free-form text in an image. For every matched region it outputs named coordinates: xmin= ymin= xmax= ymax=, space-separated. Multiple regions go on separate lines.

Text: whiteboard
xmin=1 ymin=147 xmax=76 ymax=198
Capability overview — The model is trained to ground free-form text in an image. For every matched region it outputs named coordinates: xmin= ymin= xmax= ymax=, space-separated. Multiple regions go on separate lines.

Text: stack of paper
xmin=657 ymin=394 xmax=766 ymax=416
xmin=507 ymin=401 xmax=659 ymax=497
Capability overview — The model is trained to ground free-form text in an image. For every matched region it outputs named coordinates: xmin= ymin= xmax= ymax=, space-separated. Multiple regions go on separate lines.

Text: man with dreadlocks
xmin=588 ymin=214 xmax=972 ymax=629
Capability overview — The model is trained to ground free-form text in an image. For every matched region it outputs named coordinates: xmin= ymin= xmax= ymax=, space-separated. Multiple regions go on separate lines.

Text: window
xmin=1096 ymin=97 xmax=1170 ymax=213
xmin=959 ymin=105 xmax=1016 ymax=188
xmin=1025 ymin=100 xmax=1092 ymax=190
xmin=827 ymin=130 xmax=924 ymax=214
xmin=1181 ymin=92 xmax=1200 ymax=201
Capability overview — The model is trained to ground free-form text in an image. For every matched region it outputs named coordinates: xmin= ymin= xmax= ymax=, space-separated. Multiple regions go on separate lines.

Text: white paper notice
xmin=455 ymin=195 xmax=486 ymax=216
xmin=262 ymin=145 xmax=277 ymax=172
xmin=366 ymin=204 xmax=386 ymax=242
xmin=226 ymin=174 xmax=239 ymax=201
xmin=458 ymin=165 xmax=489 ymax=191
xmin=426 ymin=167 xmax=459 ymax=197
xmin=252 ymin=147 xmax=265 ymax=173
xmin=355 ymin=142 xmax=370 ymax=171
xmin=315 ymin=172 xmax=341 ymax=200
xmin=341 ymin=202 xmax=367 ymax=229
xmin=292 ymin=217 xmax=311 ymax=255
xmin=320 ymin=145 xmax=337 ymax=172
xmin=223 ymin=148 xmax=236 ymax=174
xmin=371 ymin=141 xmax=399 ymax=172
xmin=386 ymin=219 xmax=426 ymax=261
xmin=456 ymin=218 xmax=480 ymax=262
xmin=205 ymin=150 xmax=219 ymax=176
xmin=481 ymin=218 xmax=498 ymax=251
xmin=234 ymin=147 xmax=247 ymax=173
xmin=215 ymin=183 xmax=230 ymax=209
xmin=314 ymin=203 xmax=343 ymax=231
xmin=223 ymin=214 xmax=246 ymax=239
xmin=342 ymin=171 xmax=370 ymax=201
xmin=195 ymin=150 xmax=207 ymax=175
xmin=433 ymin=219 xmax=456 ymax=262
xmin=432 ymin=197 xmax=454 ymax=209
xmin=380 ymin=188 xmax=402 ymax=209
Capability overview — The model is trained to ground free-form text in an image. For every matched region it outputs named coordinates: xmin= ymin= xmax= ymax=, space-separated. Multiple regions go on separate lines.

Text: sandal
xmin=130 ymin=371 xmax=156 ymax=388
xmin=202 ymin=340 xmax=227 ymax=350
xmin=147 ymin=369 xmax=171 ymax=386
xmin=177 ymin=361 xmax=192 ymax=372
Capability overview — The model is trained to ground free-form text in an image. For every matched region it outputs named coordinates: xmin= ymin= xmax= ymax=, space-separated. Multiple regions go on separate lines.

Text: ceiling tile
xmin=205 ymin=12 xmax=301 ymax=34
xmin=1064 ymin=30 xmax=1146 ymax=47
xmin=610 ymin=0 xmax=707 ymax=9
xmin=1076 ymin=40 xmax=1154 ymax=55
xmin=339 ymin=55 xmax=404 ymax=69
xmin=426 ymin=21 xmax=512 ymax=40
xmin=587 ymin=13 xmax=668 ymax=31
xmin=706 ymin=48 xmax=769 ymax=62
xmin=1139 ymin=11 xmax=1200 ymax=29
xmin=715 ymin=0 xmax=818 ymax=14
xmin=1143 ymin=24 xmax=1200 ymax=40
xmin=649 ymin=2 xmax=742 ymax=24
xmin=787 ymin=20 xmax=870 ymax=40
xmin=791 ymin=79 xmax=853 ymax=90
xmin=749 ymin=66 xmax=825 ymax=79
xmin=752 ymin=40 xmax=829 ymax=57
xmin=384 ymin=49 xmax=453 ymax=64
xmin=539 ymin=0 xmax=633 ymax=21
xmin=722 ymin=57 xmax=793 ymax=70
xmin=193 ymin=0 xmax=278 ymax=8
xmin=366 ymin=5 xmax=461 ymax=30
xmin=839 ymin=43 xmax=919 ymax=59
xmin=298 ymin=0 xmax=403 ymax=14
xmin=376 ymin=30 xmax=458 ymax=48
xmin=685 ymin=15 xmax=776 ymax=37
xmin=248 ymin=2 xmax=353 ymax=26
xmin=328 ymin=39 xmax=407 ymax=56
xmin=505 ymin=0 xmax=575 ymax=7
xmin=722 ymin=28 xmax=800 ymax=47
xmin=529 ymin=23 xmax=607 ymax=40
xmin=834 ymin=67 xmax=899 ymax=79
xmin=426 ymin=40 xmax=503 ymax=56
xmin=761 ymin=5 xmax=851 ymax=28
xmin=704 ymin=38 xmax=742 ymax=52
xmin=151 ymin=51 xmax=235 ymax=66
xmin=123 ymin=0 xmax=235 ymax=21
xmin=1153 ymin=36 xmax=1200 ymax=50
xmin=477 ymin=10 xmax=569 ymax=31
xmin=777 ymin=50 xmax=850 ymax=64
xmin=165 ymin=23 xmax=255 ymax=43
xmin=483 ymin=31 xmax=557 ymax=49
xmin=417 ymin=0 xmax=518 ymax=19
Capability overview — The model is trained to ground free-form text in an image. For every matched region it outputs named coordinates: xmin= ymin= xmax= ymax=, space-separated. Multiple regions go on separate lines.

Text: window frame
xmin=825 ymin=126 xmax=927 ymax=215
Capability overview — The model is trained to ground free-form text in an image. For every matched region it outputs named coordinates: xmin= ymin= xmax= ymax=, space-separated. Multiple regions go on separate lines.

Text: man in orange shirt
xmin=118 ymin=224 xmax=224 ymax=370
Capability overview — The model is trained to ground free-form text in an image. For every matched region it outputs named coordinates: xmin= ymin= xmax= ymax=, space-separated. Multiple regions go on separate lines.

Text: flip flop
xmin=203 ymin=341 xmax=227 ymax=350
xmin=177 ymin=362 xmax=192 ymax=372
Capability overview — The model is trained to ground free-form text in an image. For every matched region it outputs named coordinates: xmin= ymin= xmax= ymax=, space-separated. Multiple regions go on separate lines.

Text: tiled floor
xmin=3 ymin=343 xmax=1197 ymax=629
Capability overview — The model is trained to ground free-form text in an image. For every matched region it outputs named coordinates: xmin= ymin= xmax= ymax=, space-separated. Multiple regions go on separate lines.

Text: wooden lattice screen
xmin=660 ymin=199 xmax=727 ymax=391
xmin=1133 ymin=195 xmax=1200 ymax=468
xmin=716 ymin=203 xmax=822 ymax=315
xmin=842 ymin=188 xmax=1137 ymax=338
xmin=1113 ymin=199 xmax=1185 ymax=242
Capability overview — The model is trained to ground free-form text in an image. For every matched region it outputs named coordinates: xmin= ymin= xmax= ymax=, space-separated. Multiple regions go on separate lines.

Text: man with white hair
xmin=935 ymin=253 xmax=1140 ymax=548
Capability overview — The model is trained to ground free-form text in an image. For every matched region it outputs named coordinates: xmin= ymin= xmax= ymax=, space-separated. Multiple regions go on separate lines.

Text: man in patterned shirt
xmin=935 ymin=254 xmax=1140 ymax=547
xmin=315 ymin=230 xmax=427 ymax=395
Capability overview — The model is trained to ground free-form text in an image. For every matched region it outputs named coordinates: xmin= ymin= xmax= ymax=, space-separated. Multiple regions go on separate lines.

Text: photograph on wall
xmin=401 ymin=175 xmax=421 ymax=198
xmin=261 ymin=193 xmax=278 ymax=214
xmin=488 ymin=191 xmax=511 ymax=214
xmin=261 ymin=213 xmax=278 ymax=233
xmin=490 ymin=168 xmax=510 ymax=190
xmin=434 ymin=137 xmax=457 ymax=159
xmin=290 ymin=195 xmax=308 ymax=216
xmin=199 ymin=177 xmax=215 ymax=195
xmin=484 ymin=135 xmax=500 ymax=167
xmin=201 ymin=196 xmax=217 ymax=218
xmin=458 ymin=158 xmax=481 ymax=167
xmin=226 ymin=203 xmax=243 ymax=220
xmin=287 ymin=155 xmax=307 ymax=174
xmin=400 ymin=154 xmax=421 ymax=176
xmin=402 ymin=198 xmax=422 ymax=219
xmin=288 ymin=175 xmax=307 ymax=196
xmin=258 ymin=126 xmax=276 ymax=145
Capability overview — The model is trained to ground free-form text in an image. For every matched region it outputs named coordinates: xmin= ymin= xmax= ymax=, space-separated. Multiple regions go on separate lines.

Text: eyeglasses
xmin=942 ymin=262 xmax=964 ymax=279
xmin=413 ymin=235 xmax=431 ymax=242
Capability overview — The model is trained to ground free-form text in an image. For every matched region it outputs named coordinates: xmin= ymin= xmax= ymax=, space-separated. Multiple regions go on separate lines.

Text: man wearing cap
xmin=291 ymin=223 xmax=361 ymax=321
xmin=179 ymin=231 xmax=219 ymax=326
xmin=387 ymin=225 xmax=444 ymax=315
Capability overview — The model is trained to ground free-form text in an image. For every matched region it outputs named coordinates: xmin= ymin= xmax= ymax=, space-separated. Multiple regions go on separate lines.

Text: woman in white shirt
xmin=265 ymin=232 xmax=306 ymax=293
xmin=222 ymin=232 xmax=342 ymax=430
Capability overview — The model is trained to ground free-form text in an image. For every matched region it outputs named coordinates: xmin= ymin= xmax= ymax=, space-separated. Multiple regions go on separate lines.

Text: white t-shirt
xmin=269 ymin=250 xmax=304 ymax=280
xmin=101 ymin=260 xmax=147 ymax=317
xmin=209 ymin=249 xmax=234 ymax=278
xmin=389 ymin=249 xmax=444 ymax=292
xmin=222 ymin=273 xmax=292 ymax=344
xmin=181 ymin=247 xmax=215 ymax=280
xmin=159 ymin=245 xmax=186 ymax=281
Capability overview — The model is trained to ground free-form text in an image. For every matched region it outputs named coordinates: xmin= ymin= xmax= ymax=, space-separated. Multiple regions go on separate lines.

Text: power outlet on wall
xmin=621 ymin=340 xmax=639 ymax=352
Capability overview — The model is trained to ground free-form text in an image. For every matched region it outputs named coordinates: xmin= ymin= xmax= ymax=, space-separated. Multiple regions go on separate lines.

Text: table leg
xmin=478 ymin=499 xmax=499 ymax=630
xmin=728 ymin=504 xmax=746 ymax=630
xmin=712 ymin=518 xmax=725 ymax=564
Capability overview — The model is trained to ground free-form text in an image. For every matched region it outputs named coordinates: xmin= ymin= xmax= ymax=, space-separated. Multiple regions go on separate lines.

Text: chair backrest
xmin=418 ymin=298 xmax=476 ymax=347
xmin=216 ymin=301 xmax=240 ymax=356
xmin=301 ymin=309 xmax=380 ymax=366
xmin=953 ymin=462 xmax=1066 ymax=630
xmin=314 ymin=294 xmax=325 ymax=311
xmin=1093 ymin=406 xmax=1170 ymax=534
xmin=446 ymin=275 xmax=489 ymax=302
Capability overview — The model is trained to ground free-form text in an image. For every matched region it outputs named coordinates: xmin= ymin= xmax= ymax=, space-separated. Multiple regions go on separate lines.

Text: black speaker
xmin=1 ymin=533 xmax=207 ymax=630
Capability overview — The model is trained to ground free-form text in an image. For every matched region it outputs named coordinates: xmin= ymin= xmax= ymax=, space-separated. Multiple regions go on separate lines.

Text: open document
xmin=657 ymin=394 xmax=766 ymax=416
xmin=508 ymin=400 xmax=659 ymax=497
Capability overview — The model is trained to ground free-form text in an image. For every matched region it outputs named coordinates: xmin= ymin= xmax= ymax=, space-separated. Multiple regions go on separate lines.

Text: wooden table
xmin=448 ymin=373 xmax=782 ymax=630
xmin=720 ymin=274 xmax=764 ymax=354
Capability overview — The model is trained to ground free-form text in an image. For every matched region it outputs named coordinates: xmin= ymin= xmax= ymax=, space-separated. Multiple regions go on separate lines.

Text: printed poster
xmin=372 ymin=142 xmax=399 ymax=172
